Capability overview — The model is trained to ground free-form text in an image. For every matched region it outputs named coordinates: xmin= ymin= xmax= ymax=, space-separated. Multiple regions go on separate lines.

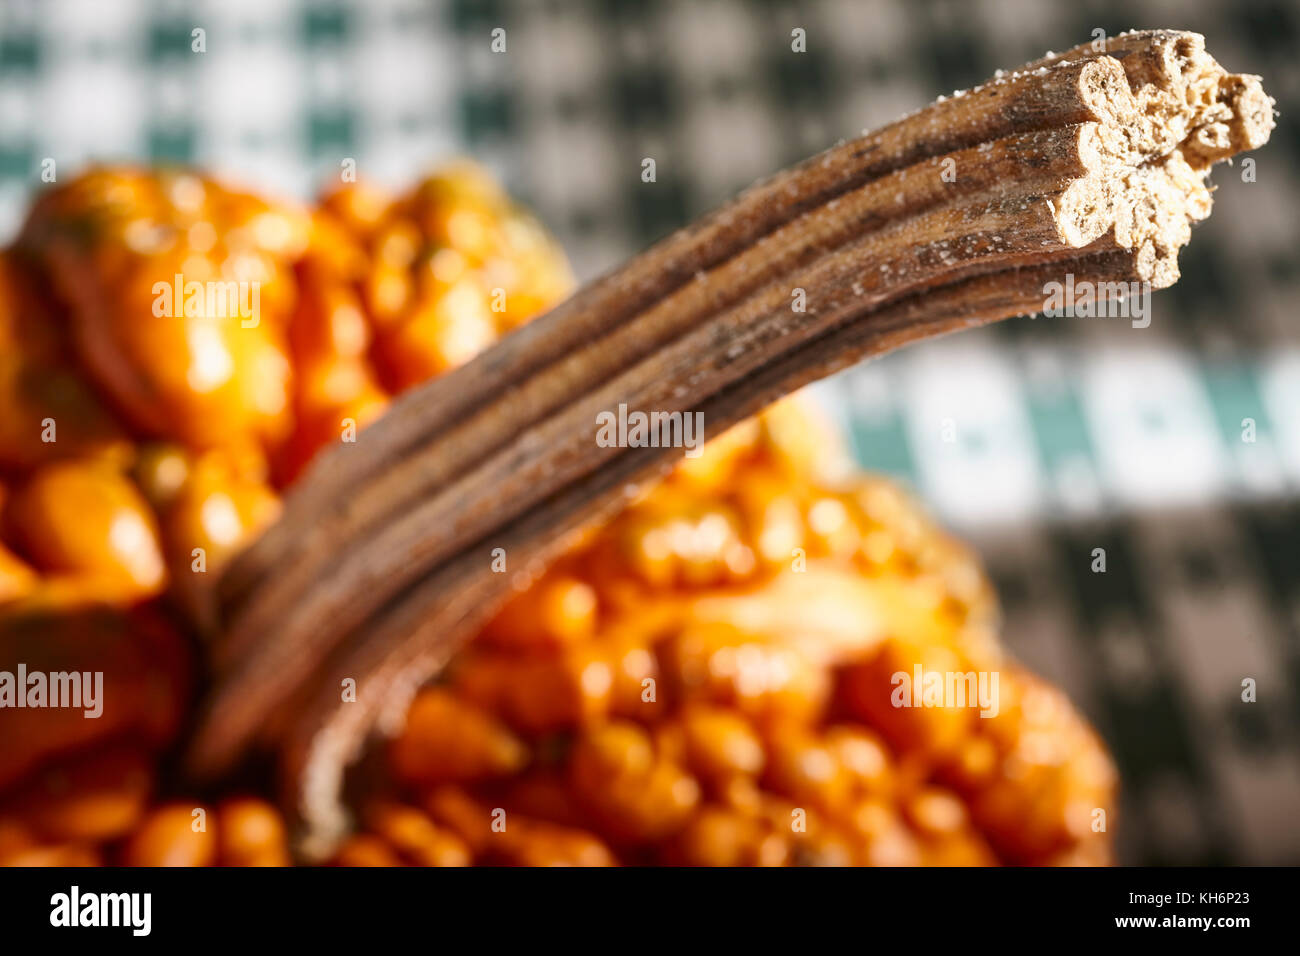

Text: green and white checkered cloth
xmin=1 ymin=0 xmax=1297 ymax=863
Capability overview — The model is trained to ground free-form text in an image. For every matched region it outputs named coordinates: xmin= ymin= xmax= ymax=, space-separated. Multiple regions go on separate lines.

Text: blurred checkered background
xmin=1 ymin=0 xmax=1297 ymax=863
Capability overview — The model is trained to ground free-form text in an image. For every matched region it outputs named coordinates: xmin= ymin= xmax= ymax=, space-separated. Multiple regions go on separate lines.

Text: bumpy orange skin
xmin=0 ymin=164 xmax=1116 ymax=868
xmin=5 ymin=458 xmax=167 ymax=604
xmin=0 ymin=606 xmax=190 ymax=792
xmin=0 ymin=485 xmax=36 ymax=604
xmin=152 ymin=446 xmax=282 ymax=621
xmin=321 ymin=163 xmax=573 ymax=393
xmin=0 ymin=539 xmax=36 ymax=604
xmin=350 ymin=412 xmax=1115 ymax=867
xmin=0 ymin=254 xmax=131 ymax=472
xmin=275 ymin=254 xmax=388 ymax=485
xmin=18 ymin=169 xmax=314 ymax=452
xmin=388 ymin=688 xmax=528 ymax=787
xmin=0 ymin=744 xmax=154 ymax=847
xmin=117 ymin=796 xmax=292 ymax=867
xmin=217 ymin=798 xmax=292 ymax=867
xmin=121 ymin=804 xmax=218 ymax=867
